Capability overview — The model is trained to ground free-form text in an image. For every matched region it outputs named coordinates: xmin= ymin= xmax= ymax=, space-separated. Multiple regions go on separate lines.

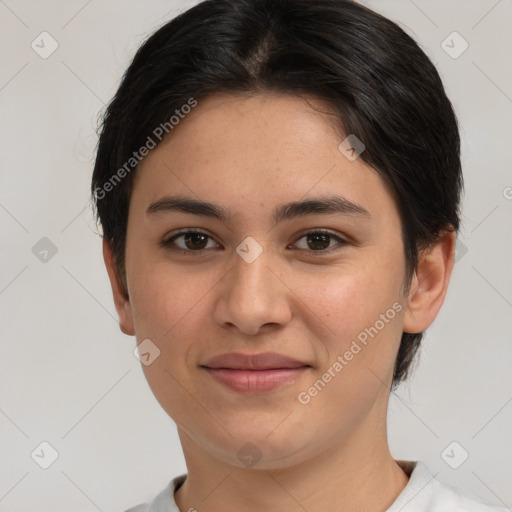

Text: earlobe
xmin=102 ymin=238 xmax=135 ymax=336
xmin=402 ymin=230 xmax=456 ymax=334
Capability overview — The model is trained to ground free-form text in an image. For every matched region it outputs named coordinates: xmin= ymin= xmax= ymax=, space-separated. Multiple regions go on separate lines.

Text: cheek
xmin=127 ymin=257 xmax=211 ymax=337
xmin=292 ymin=253 xmax=406 ymax=388
xmin=127 ymin=262 xmax=213 ymax=416
xmin=297 ymin=255 xmax=404 ymax=332
xmin=294 ymin=265 xmax=404 ymax=427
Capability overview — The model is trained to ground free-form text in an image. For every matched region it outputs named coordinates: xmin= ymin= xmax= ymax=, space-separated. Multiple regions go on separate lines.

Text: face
xmin=109 ymin=93 xmax=441 ymax=470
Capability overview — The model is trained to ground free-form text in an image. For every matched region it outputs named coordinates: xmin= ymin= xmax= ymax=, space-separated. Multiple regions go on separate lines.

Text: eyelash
xmin=160 ymin=229 xmax=348 ymax=256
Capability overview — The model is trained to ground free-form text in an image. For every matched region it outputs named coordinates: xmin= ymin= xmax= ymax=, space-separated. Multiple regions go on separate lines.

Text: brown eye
xmin=181 ymin=232 xmax=209 ymax=250
xmin=306 ymin=233 xmax=331 ymax=251
xmin=161 ymin=230 xmax=220 ymax=253
xmin=293 ymin=231 xmax=347 ymax=253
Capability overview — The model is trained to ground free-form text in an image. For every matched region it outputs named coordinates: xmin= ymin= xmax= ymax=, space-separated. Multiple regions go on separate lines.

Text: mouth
xmin=200 ymin=352 xmax=311 ymax=393
xmin=202 ymin=367 xmax=310 ymax=393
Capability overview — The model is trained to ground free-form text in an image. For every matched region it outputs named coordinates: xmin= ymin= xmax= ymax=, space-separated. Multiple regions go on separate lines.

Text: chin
xmin=213 ymin=428 xmax=313 ymax=469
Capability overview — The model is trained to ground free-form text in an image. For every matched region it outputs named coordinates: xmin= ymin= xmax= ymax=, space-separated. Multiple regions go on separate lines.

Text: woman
xmin=91 ymin=1 xmax=506 ymax=510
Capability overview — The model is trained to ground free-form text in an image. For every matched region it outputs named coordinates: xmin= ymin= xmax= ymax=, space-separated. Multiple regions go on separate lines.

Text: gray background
xmin=0 ymin=0 xmax=511 ymax=510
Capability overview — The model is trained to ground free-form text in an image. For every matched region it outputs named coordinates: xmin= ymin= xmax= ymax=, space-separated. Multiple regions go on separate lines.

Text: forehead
xmin=130 ymin=93 xmax=399 ymax=227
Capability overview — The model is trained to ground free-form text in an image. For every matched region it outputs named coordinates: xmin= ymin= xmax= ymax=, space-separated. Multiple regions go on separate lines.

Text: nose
xmin=213 ymin=245 xmax=292 ymax=335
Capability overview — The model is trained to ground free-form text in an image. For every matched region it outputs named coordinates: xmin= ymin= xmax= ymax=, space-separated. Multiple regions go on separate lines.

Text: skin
xmin=103 ymin=93 xmax=455 ymax=511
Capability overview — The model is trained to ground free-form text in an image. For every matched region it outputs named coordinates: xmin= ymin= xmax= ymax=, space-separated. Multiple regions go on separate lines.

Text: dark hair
xmin=91 ymin=0 xmax=463 ymax=389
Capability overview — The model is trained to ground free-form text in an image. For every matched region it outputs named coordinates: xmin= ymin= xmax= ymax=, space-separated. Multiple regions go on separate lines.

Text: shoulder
xmin=428 ymin=476 xmax=508 ymax=512
xmin=121 ymin=474 xmax=187 ymax=512
xmin=389 ymin=461 xmax=509 ymax=512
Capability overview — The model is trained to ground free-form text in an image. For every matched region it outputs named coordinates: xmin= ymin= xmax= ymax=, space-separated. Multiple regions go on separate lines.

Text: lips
xmin=201 ymin=351 xmax=310 ymax=370
xmin=200 ymin=352 xmax=311 ymax=393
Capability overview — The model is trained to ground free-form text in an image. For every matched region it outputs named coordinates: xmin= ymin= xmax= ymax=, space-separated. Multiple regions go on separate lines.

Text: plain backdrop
xmin=1 ymin=1 xmax=511 ymax=511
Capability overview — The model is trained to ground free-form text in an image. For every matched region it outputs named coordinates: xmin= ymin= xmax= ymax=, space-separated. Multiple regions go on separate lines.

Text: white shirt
xmin=124 ymin=461 xmax=509 ymax=512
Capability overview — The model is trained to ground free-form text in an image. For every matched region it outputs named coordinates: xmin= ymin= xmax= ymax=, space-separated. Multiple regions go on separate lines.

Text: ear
xmin=102 ymin=238 xmax=135 ymax=336
xmin=402 ymin=230 xmax=456 ymax=334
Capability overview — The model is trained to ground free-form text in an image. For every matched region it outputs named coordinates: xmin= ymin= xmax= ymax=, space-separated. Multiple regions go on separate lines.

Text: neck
xmin=174 ymin=409 xmax=410 ymax=512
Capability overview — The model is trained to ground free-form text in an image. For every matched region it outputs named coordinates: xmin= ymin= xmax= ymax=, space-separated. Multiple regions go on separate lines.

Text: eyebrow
xmin=146 ymin=194 xmax=371 ymax=224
